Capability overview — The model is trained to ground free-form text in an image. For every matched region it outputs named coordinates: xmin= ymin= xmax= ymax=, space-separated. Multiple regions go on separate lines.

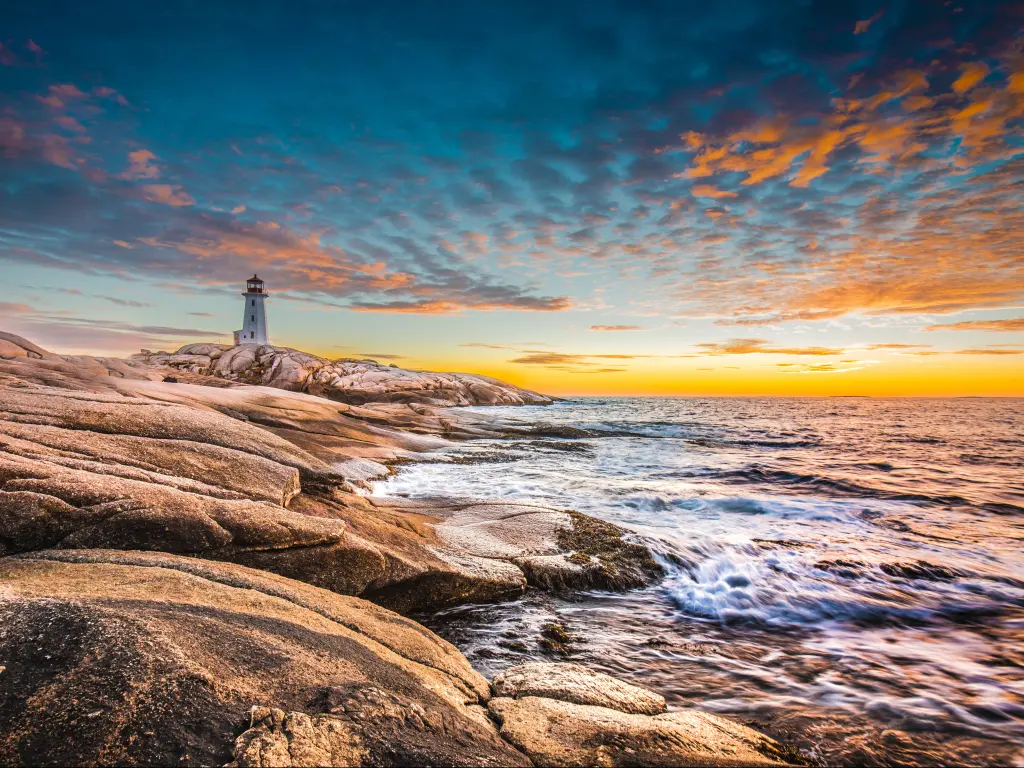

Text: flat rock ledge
xmin=493 ymin=662 xmax=667 ymax=715
xmin=489 ymin=696 xmax=789 ymax=768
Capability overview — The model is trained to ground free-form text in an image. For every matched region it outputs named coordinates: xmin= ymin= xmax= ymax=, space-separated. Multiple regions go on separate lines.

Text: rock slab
xmin=492 ymin=661 xmax=667 ymax=715
xmin=490 ymin=695 xmax=787 ymax=767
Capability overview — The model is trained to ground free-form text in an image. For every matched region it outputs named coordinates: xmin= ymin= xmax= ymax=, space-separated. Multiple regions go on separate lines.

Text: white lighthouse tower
xmin=234 ymin=274 xmax=270 ymax=345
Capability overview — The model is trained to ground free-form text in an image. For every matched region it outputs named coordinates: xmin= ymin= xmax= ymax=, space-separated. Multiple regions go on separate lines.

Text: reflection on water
xmin=373 ymin=398 xmax=1024 ymax=766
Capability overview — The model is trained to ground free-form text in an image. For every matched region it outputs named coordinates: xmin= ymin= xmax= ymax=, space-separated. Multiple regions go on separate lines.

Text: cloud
xmin=33 ymin=317 xmax=226 ymax=338
xmin=0 ymin=302 xmax=34 ymax=314
xmin=952 ymin=348 xmax=1023 ymax=355
xmin=590 ymin=325 xmax=644 ymax=331
xmin=460 ymin=342 xmax=509 ymax=349
xmin=54 ymin=116 xmax=87 ymax=134
xmin=2 ymin=311 xmax=229 ymax=355
xmin=355 ymin=352 xmax=405 ymax=360
xmin=36 ymin=84 xmax=86 ymax=109
xmin=952 ymin=63 xmax=989 ymax=95
xmin=1 ymin=39 xmax=45 ymax=67
xmin=117 ymin=150 xmax=160 ymax=180
xmin=509 ymin=351 xmax=615 ymax=366
xmin=854 ymin=10 xmax=884 ymax=34
xmin=506 ymin=350 xmax=633 ymax=373
xmin=861 ymin=343 xmax=930 ymax=350
xmin=92 ymin=86 xmax=130 ymax=106
xmin=690 ymin=184 xmax=737 ymax=199
xmin=141 ymin=184 xmax=196 ymax=207
xmin=99 ymin=296 xmax=152 ymax=307
xmin=350 ymin=295 xmax=572 ymax=314
xmin=925 ymin=318 xmax=1024 ymax=332
xmin=696 ymin=338 xmax=845 ymax=356
xmin=2 ymin=2 xmax=1022 ymax=348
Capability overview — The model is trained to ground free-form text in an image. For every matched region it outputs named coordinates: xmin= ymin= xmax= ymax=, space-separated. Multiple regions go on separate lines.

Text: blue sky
xmin=1 ymin=0 xmax=1022 ymax=394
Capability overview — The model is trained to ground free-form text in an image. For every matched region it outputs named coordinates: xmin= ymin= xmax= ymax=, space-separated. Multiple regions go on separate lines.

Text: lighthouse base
xmin=234 ymin=330 xmax=265 ymax=345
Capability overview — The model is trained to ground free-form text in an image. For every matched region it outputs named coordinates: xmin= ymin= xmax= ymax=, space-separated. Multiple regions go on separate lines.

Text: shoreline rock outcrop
xmin=0 ymin=333 xmax=661 ymax=610
xmin=131 ymin=342 xmax=553 ymax=406
xmin=0 ymin=331 xmax=788 ymax=767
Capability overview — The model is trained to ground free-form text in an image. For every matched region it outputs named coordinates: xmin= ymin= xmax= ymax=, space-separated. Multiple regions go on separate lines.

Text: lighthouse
xmin=234 ymin=274 xmax=270 ymax=345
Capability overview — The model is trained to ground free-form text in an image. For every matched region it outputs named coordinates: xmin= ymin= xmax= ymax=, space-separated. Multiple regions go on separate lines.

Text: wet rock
xmin=879 ymin=560 xmax=969 ymax=581
xmin=492 ymin=662 xmax=667 ymax=715
xmin=424 ymin=501 xmax=663 ymax=597
xmin=489 ymin=696 xmax=788 ymax=767
xmin=554 ymin=510 xmax=665 ymax=589
xmin=522 ymin=440 xmax=594 ymax=454
xmin=0 ymin=551 xmax=527 ymax=767
xmin=538 ymin=621 xmax=575 ymax=655
xmin=814 ymin=559 xmax=867 ymax=578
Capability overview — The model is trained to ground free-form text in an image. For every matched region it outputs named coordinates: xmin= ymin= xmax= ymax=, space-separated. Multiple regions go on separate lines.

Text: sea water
xmin=372 ymin=397 xmax=1024 ymax=765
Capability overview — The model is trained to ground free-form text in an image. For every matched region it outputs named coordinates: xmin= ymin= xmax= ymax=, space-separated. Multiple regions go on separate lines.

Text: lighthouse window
xmin=251 ymin=299 xmax=255 ymax=306
xmin=251 ymin=314 xmax=255 ymax=322
xmin=250 ymin=332 xmax=254 ymax=338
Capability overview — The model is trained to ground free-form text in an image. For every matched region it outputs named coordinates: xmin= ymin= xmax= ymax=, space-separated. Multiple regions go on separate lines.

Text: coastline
xmin=0 ymin=333 xmax=792 ymax=767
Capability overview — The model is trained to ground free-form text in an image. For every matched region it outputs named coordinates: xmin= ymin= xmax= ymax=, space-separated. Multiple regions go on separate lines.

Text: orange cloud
xmin=141 ymin=184 xmax=195 ymax=207
xmin=862 ymin=343 xmax=930 ymax=350
xmin=696 ymin=338 xmax=846 ymax=356
xmin=590 ymin=325 xmax=644 ymax=331
xmin=953 ymin=348 xmax=1023 ymax=355
xmin=925 ymin=317 xmax=1024 ymax=332
xmin=952 ymin=62 xmax=990 ymax=94
xmin=690 ymin=184 xmax=737 ymax=199
xmin=668 ymin=59 xmax=1021 ymax=190
xmin=353 ymin=296 xmax=573 ymax=314
xmin=118 ymin=149 xmax=160 ymax=180
xmin=676 ymin=143 xmax=1024 ymax=325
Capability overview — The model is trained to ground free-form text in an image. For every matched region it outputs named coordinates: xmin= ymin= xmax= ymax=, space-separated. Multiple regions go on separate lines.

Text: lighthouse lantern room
xmin=234 ymin=274 xmax=270 ymax=345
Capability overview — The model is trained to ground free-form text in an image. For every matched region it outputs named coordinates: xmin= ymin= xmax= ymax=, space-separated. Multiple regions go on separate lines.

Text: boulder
xmin=0 ymin=332 xmax=58 ymax=360
xmin=0 ymin=551 xmax=529 ymax=767
xmin=489 ymin=696 xmax=788 ymax=767
xmin=492 ymin=662 xmax=667 ymax=715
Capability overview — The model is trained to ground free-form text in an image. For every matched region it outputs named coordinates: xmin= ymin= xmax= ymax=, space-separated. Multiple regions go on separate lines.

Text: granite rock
xmin=489 ymin=695 xmax=788 ymax=767
xmin=492 ymin=661 xmax=667 ymax=715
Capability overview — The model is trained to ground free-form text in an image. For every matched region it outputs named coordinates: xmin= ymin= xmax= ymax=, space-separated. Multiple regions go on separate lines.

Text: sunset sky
xmin=2 ymin=0 xmax=1022 ymax=396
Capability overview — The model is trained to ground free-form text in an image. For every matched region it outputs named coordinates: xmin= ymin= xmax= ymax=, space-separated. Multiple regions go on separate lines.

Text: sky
xmin=1 ymin=0 xmax=1022 ymax=396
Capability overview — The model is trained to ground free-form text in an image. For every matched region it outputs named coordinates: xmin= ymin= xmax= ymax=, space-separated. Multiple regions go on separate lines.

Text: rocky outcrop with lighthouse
xmin=132 ymin=342 xmax=553 ymax=406
xmin=0 ymin=329 xmax=790 ymax=767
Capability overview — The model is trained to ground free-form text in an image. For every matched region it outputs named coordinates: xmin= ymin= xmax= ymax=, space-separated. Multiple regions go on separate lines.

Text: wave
xmin=662 ymin=540 xmax=1024 ymax=628
xmin=685 ymin=465 xmax=1007 ymax=510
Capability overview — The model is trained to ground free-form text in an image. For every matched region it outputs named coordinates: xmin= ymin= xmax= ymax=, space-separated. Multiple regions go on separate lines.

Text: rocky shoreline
xmin=0 ymin=332 xmax=791 ymax=767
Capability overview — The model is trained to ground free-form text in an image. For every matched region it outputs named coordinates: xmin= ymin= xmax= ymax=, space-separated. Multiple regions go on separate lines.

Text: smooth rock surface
xmin=0 ymin=551 xmax=529 ymax=767
xmin=492 ymin=661 xmax=667 ymax=715
xmin=490 ymin=696 xmax=788 ymax=767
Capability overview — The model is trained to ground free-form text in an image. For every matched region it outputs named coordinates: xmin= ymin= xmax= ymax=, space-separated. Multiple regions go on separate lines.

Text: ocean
xmin=371 ymin=397 xmax=1024 ymax=766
